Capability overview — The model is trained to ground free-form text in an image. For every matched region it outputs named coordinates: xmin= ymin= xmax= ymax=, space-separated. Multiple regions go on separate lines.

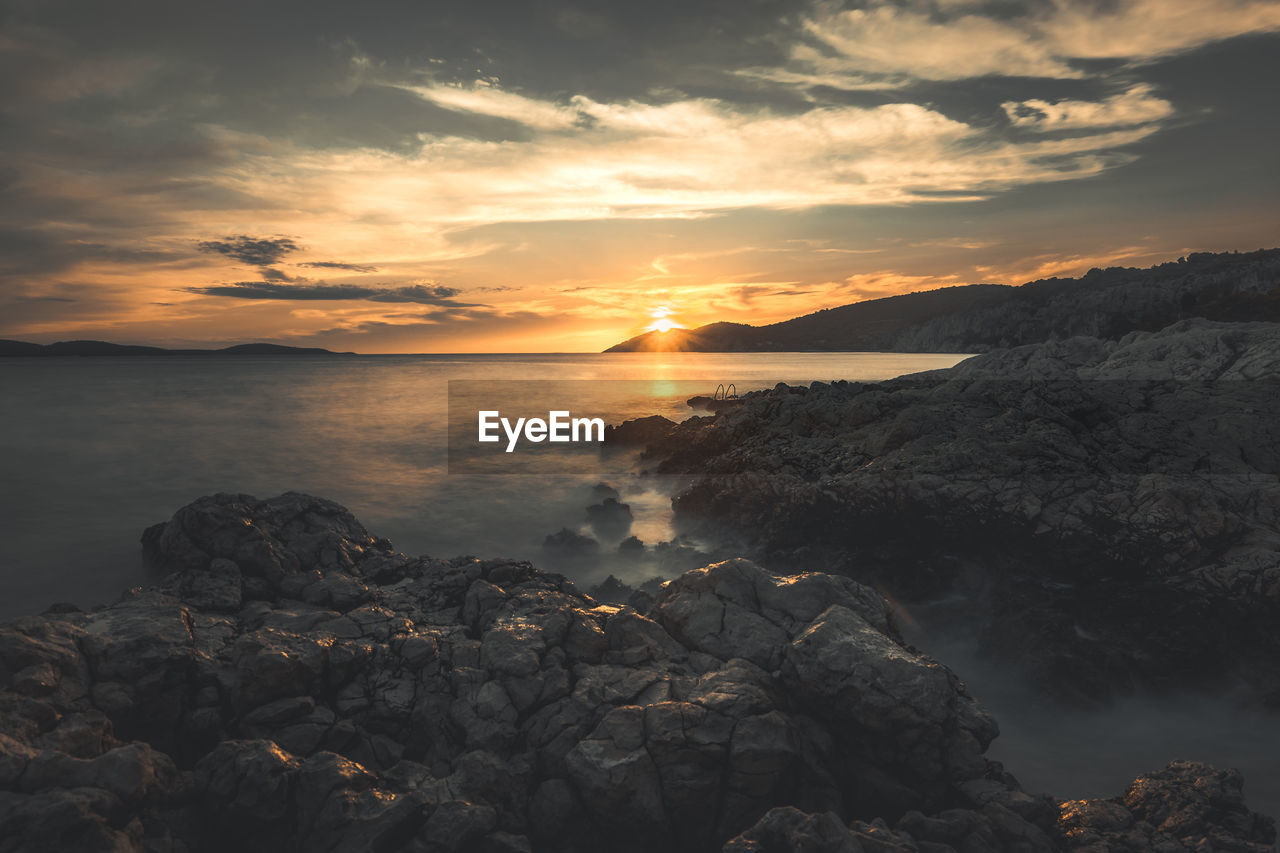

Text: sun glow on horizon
xmin=646 ymin=306 xmax=684 ymax=334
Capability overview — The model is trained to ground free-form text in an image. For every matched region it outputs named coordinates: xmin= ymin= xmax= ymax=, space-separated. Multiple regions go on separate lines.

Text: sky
xmin=1 ymin=0 xmax=1278 ymax=353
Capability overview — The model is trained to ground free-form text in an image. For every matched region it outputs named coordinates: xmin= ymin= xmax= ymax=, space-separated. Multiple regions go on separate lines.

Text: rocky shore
xmin=1 ymin=492 xmax=1273 ymax=851
xmin=624 ymin=320 xmax=1280 ymax=707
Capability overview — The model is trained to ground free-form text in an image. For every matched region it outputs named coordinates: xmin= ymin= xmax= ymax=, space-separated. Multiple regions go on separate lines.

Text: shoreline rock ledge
xmin=633 ymin=320 xmax=1280 ymax=705
xmin=0 ymin=492 xmax=1273 ymax=852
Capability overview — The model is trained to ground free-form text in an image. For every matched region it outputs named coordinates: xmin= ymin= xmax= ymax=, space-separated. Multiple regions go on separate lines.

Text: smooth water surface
xmin=0 ymin=351 xmax=962 ymax=618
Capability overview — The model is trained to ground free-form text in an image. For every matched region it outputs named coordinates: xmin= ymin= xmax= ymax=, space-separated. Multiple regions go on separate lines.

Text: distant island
xmin=606 ymin=248 xmax=1280 ymax=353
xmin=0 ymin=340 xmax=354 ymax=357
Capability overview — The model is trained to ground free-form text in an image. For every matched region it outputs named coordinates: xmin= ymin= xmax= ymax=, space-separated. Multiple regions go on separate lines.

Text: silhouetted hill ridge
xmin=605 ymin=249 xmax=1280 ymax=352
xmin=0 ymin=340 xmax=353 ymax=357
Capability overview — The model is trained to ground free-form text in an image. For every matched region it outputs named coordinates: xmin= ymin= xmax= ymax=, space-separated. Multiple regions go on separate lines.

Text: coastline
xmin=622 ymin=319 xmax=1280 ymax=707
xmin=0 ymin=491 xmax=1272 ymax=851
xmin=2 ymin=319 xmax=1278 ymax=849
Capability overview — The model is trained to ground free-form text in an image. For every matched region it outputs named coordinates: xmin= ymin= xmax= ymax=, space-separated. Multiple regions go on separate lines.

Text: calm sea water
xmin=0 ymin=351 xmax=962 ymax=619
xmin=1 ymin=351 xmax=1275 ymax=817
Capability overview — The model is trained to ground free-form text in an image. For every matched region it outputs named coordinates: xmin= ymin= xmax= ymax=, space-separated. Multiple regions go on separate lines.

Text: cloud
xmin=185 ymin=281 xmax=483 ymax=307
xmin=791 ymin=5 xmax=1083 ymax=83
xmin=289 ymin=90 xmax=1166 ymax=222
xmin=1038 ymin=0 xmax=1280 ymax=63
xmin=196 ymin=236 xmax=301 ymax=266
xmin=1003 ymin=85 xmax=1175 ymax=131
xmin=406 ymin=82 xmax=581 ymax=131
xmin=837 ymin=271 xmax=965 ymax=302
xmin=772 ymin=0 xmax=1280 ymax=87
xmin=297 ymin=261 xmax=379 ymax=272
xmin=4 ymin=0 xmax=1279 ymax=353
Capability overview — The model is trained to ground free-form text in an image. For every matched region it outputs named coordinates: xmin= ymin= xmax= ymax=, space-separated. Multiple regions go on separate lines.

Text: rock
xmin=242 ymin=695 xmax=317 ymax=727
xmin=420 ymin=800 xmax=497 ymax=851
xmin=1059 ymin=761 xmax=1276 ymax=852
xmin=603 ymin=414 xmax=678 ymax=446
xmin=639 ymin=320 xmax=1280 ymax=703
xmin=20 ymin=742 xmax=157 ymax=802
xmin=591 ymin=483 xmax=621 ymax=502
xmin=587 ymin=574 xmax=631 ymax=604
xmin=172 ymin=557 xmax=243 ymax=611
xmin=141 ymin=491 xmax=386 ymax=581
xmin=0 ymin=492 xmax=1272 ymax=853
xmin=723 ymin=807 xmax=918 ymax=853
xmin=618 ymin=535 xmax=645 ymax=557
xmin=541 ymin=527 xmax=600 ymax=558
xmin=585 ymin=497 xmax=633 ymax=540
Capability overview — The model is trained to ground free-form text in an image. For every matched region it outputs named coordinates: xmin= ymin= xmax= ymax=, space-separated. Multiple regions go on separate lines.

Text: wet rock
xmin=591 ymin=483 xmax=621 ymax=502
xmin=541 ymin=528 xmax=599 ymax=558
xmin=618 ymin=535 xmax=645 ymax=557
xmin=586 ymin=497 xmax=633 ymax=540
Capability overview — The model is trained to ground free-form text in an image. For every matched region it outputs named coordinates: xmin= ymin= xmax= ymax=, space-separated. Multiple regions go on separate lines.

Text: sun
xmin=646 ymin=306 xmax=683 ymax=334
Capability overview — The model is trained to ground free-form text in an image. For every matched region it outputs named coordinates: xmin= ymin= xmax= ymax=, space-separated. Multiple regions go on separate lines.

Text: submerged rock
xmin=591 ymin=482 xmax=622 ymax=502
xmin=541 ymin=527 xmax=600 ymax=558
xmin=0 ymin=493 xmax=1271 ymax=852
xmin=618 ymin=535 xmax=646 ymax=557
xmin=585 ymin=497 xmax=633 ymax=541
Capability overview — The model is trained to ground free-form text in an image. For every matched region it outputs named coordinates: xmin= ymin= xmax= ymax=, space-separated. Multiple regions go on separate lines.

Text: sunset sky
xmin=2 ymin=0 xmax=1278 ymax=352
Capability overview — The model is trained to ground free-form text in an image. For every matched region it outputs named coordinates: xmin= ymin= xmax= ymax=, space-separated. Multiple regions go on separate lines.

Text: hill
xmin=0 ymin=340 xmax=353 ymax=357
xmin=605 ymin=249 xmax=1280 ymax=352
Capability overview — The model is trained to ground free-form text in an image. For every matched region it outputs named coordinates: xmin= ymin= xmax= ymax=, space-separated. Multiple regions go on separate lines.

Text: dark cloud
xmin=323 ymin=312 xmax=493 ymax=333
xmin=185 ymin=281 xmax=483 ymax=307
xmin=0 ymin=226 xmax=178 ymax=278
xmin=298 ymin=261 xmax=379 ymax=272
xmin=196 ymin=236 xmax=301 ymax=266
xmin=0 ymin=1 xmax=808 ymax=132
xmin=304 ymin=308 xmax=550 ymax=341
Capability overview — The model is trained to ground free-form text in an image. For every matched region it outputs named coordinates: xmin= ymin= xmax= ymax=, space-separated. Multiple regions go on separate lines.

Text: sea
xmin=1 ymin=351 xmax=1275 ymax=817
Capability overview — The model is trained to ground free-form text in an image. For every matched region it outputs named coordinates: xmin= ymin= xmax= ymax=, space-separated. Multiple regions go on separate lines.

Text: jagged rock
xmin=541 ymin=527 xmax=599 ymax=558
xmin=140 ymin=491 xmax=388 ymax=582
xmin=587 ymin=575 xmax=631 ymax=604
xmin=585 ymin=498 xmax=633 ymax=540
xmin=591 ymin=483 xmax=621 ymax=502
xmin=653 ymin=538 xmax=714 ymax=575
xmin=0 ymin=493 xmax=1272 ymax=853
xmin=618 ymin=535 xmax=645 ymax=557
xmin=637 ymin=321 xmax=1280 ymax=703
xmin=1058 ymin=761 xmax=1275 ymax=852
xmin=726 ymin=760 xmax=1277 ymax=853
xmin=723 ymin=807 xmax=919 ymax=852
